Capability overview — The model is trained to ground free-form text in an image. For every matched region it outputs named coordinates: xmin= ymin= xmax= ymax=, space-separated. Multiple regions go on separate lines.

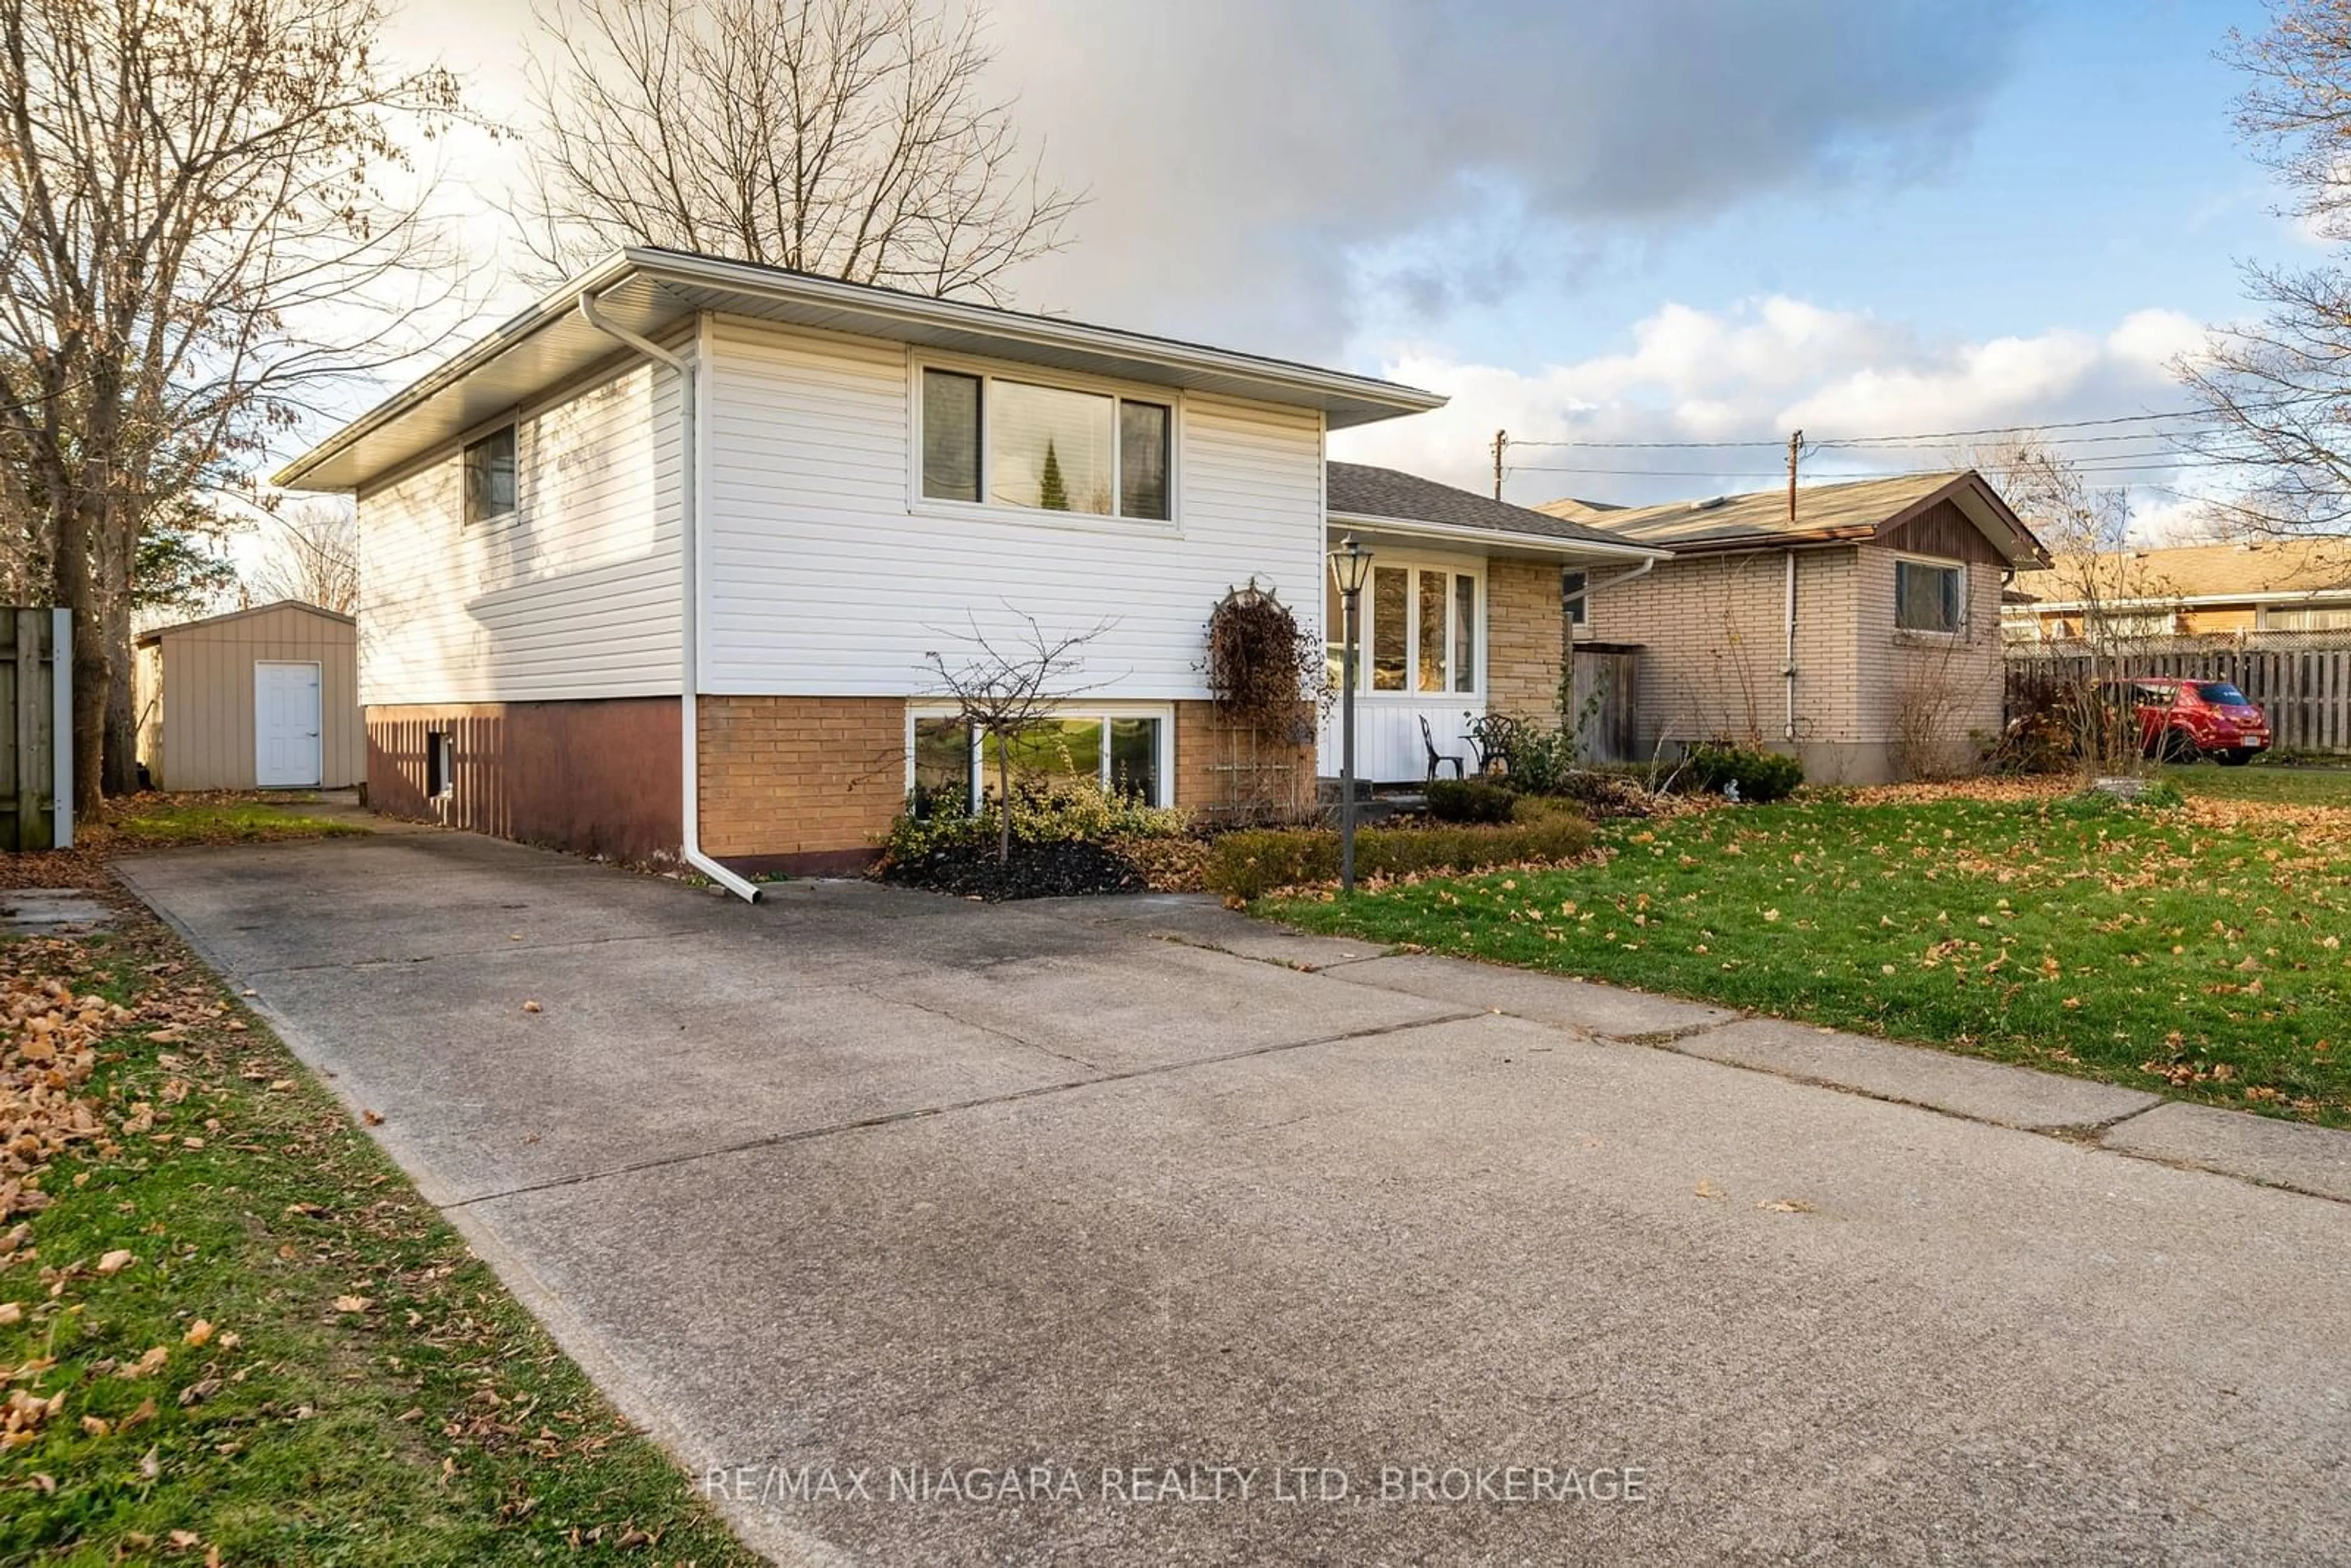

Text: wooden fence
xmin=1570 ymin=643 xmax=1640 ymax=764
xmin=2006 ymin=632 xmax=2351 ymax=755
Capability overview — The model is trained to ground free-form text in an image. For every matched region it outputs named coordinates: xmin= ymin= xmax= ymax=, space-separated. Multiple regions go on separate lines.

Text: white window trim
xmin=1892 ymin=550 xmax=1968 ymax=639
xmin=907 ymin=351 xmax=1183 ymax=537
xmin=1331 ymin=554 xmax=1485 ymax=699
xmin=905 ymin=701 xmax=1177 ymax=809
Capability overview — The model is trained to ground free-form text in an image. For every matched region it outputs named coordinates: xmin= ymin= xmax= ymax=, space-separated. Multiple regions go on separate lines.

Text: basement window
xmin=907 ymin=707 xmax=1172 ymax=814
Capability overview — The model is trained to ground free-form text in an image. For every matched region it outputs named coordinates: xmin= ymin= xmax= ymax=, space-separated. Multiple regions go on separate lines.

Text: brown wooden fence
xmin=1570 ymin=643 xmax=1640 ymax=764
xmin=2006 ymin=633 xmax=2351 ymax=755
xmin=0 ymin=608 xmax=72 ymax=851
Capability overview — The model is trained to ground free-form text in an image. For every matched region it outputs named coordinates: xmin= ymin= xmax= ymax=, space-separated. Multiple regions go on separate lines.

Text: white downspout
xmin=578 ymin=290 xmax=761 ymax=904
xmin=1782 ymin=551 xmax=1798 ymax=742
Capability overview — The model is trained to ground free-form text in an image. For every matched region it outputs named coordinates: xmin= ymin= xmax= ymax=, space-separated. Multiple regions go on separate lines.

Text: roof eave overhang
xmin=1616 ymin=524 xmax=1879 ymax=556
xmin=1327 ymin=511 xmax=1672 ymax=562
xmin=275 ymin=249 xmax=1448 ymax=492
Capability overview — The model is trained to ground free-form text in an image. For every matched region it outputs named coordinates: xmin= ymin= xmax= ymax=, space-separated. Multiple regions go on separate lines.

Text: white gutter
xmin=1326 ymin=513 xmax=1670 ymax=563
xmin=1783 ymin=553 xmax=1798 ymax=742
xmin=577 ymin=290 xmax=762 ymax=905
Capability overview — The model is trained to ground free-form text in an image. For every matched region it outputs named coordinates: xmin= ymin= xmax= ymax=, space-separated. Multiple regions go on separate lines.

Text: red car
xmin=2122 ymin=678 xmax=2271 ymax=765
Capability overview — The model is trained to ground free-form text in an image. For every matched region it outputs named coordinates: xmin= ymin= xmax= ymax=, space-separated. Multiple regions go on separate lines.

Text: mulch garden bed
xmin=880 ymin=839 xmax=1150 ymax=901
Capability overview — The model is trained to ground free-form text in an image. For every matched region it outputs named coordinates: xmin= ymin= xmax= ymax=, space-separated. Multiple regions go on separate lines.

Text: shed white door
xmin=254 ymin=661 xmax=323 ymax=787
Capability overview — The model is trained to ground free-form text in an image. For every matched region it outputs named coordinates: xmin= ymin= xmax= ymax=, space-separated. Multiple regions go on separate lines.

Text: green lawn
xmin=1267 ymin=788 xmax=2351 ymax=1124
xmin=2159 ymin=758 xmax=2351 ymax=807
xmin=0 ymin=895 xmax=756 ymax=1564
xmin=96 ymin=796 xmax=369 ymax=850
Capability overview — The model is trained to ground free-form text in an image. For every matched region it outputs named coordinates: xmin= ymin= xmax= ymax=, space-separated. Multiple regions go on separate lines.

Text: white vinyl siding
xmin=700 ymin=317 xmax=1325 ymax=698
xmin=357 ymin=358 xmax=683 ymax=705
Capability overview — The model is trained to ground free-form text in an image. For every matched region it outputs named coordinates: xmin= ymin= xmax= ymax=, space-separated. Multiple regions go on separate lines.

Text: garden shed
xmin=134 ymin=600 xmax=363 ymax=790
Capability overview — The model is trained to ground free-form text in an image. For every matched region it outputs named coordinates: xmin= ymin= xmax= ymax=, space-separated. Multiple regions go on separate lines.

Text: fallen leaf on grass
xmin=333 ymin=1294 xmax=372 ymax=1313
xmin=96 ymin=1250 xmax=133 ymax=1275
xmin=183 ymin=1319 xmax=214 ymax=1347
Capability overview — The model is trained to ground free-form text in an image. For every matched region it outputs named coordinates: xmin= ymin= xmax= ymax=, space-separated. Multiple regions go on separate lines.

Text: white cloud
xmin=1332 ymin=296 xmax=2212 ymax=517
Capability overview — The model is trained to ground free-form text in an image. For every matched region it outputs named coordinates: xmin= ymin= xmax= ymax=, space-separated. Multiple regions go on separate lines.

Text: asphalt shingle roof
xmin=1543 ymin=471 xmax=1971 ymax=549
xmin=2011 ymin=538 xmax=2351 ymax=605
xmin=1327 ymin=462 xmax=1637 ymax=548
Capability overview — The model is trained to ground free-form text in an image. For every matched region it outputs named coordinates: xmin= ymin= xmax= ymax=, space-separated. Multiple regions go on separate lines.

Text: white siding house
xmin=276 ymin=249 xmax=1450 ymax=885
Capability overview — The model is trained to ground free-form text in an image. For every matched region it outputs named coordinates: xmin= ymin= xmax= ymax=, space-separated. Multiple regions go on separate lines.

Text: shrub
xmin=1684 ymin=743 xmax=1804 ymax=804
xmin=1425 ymin=777 xmax=1517 ymax=823
xmin=1203 ymin=815 xmax=1593 ymax=901
xmin=880 ymin=776 xmax=1190 ymax=867
xmin=1496 ymin=724 xmax=1580 ymax=795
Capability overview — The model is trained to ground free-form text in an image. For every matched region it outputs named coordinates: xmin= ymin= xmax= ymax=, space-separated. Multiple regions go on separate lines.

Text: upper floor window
xmin=920 ymin=367 xmax=1171 ymax=522
xmin=463 ymin=426 xmax=517 ymax=525
xmin=1894 ymin=555 xmax=1963 ymax=634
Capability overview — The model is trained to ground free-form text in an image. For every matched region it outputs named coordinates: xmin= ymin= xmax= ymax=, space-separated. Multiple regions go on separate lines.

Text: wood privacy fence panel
xmin=1571 ymin=644 xmax=1640 ymax=764
xmin=2006 ymin=634 xmax=2351 ymax=755
xmin=0 ymin=608 xmax=72 ymax=851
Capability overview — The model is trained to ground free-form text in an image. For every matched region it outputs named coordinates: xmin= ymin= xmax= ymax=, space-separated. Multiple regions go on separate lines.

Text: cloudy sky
xmin=373 ymin=0 xmax=2290 ymax=533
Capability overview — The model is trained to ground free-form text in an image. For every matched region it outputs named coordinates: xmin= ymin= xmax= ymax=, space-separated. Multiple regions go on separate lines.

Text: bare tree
xmin=252 ymin=498 xmax=361 ymax=615
xmin=2177 ymin=2 xmax=2351 ymax=536
xmin=0 ymin=0 xmax=462 ymax=810
xmin=522 ymin=0 xmax=1080 ymax=300
xmin=921 ymin=610 xmax=1114 ymax=865
xmin=1977 ymin=438 xmax=2161 ymax=774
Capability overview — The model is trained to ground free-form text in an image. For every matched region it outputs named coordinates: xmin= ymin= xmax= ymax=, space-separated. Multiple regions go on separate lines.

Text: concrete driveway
xmin=118 ymin=832 xmax=2351 ymax=1566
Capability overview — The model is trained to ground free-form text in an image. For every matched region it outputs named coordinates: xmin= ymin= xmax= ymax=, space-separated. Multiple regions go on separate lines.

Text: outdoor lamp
xmin=1329 ymin=535 xmax=1374 ymax=893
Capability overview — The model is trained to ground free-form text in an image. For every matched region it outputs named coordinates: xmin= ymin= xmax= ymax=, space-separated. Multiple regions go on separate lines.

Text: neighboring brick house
xmin=272 ymin=248 xmax=1660 ymax=888
xmin=1540 ymin=471 xmax=2045 ymax=784
xmin=2006 ymin=538 xmax=2351 ymax=640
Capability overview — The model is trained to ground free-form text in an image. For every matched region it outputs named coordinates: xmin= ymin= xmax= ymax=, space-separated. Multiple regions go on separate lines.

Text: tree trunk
xmin=997 ymin=746 xmax=1012 ymax=865
xmin=51 ymin=498 xmax=107 ymax=819
xmin=102 ymin=589 xmax=137 ymax=795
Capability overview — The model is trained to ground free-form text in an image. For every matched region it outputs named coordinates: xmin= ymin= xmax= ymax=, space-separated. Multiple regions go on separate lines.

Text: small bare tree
xmin=922 ymin=610 xmax=1115 ymax=865
xmin=522 ymin=0 xmax=1081 ymax=301
xmin=1977 ymin=438 xmax=2162 ymax=775
xmin=252 ymin=498 xmax=361 ymax=615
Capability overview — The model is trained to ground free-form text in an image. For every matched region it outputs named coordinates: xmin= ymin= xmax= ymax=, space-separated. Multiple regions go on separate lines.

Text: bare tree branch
xmin=0 ymin=0 xmax=468 ymax=806
xmin=920 ymin=607 xmax=1116 ymax=863
xmin=250 ymin=496 xmax=359 ymax=615
xmin=520 ymin=0 xmax=1081 ymax=302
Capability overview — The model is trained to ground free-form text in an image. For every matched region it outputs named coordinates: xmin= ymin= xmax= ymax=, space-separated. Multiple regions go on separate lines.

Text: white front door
xmin=254 ymin=661 xmax=323 ymax=787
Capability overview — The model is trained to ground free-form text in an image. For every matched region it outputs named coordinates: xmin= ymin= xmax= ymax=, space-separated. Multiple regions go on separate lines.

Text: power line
xmin=1501 ymin=397 xmax=2314 ymax=454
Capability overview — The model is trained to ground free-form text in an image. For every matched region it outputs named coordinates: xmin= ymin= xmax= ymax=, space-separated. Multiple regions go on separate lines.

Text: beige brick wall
xmin=696 ymin=696 xmax=906 ymax=861
xmin=1850 ymin=545 xmax=2007 ymax=778
xmin=1582 ymin=540 xmax=2009 ymax=781
xmin=1584 ymin=550 xmax=1856 ymax=754
xmin=1487 ymin=560 xmax=1565 ymax=719
xmin=1175 ymin=699 xmax=1317 ymax=823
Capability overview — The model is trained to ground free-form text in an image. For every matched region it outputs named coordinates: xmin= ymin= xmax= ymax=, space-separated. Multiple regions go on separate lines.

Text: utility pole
xmin=1786 ymin=429 xmax=1803 ymax=522
xmin=1492 ymin=429 xmax=1508 ymax=501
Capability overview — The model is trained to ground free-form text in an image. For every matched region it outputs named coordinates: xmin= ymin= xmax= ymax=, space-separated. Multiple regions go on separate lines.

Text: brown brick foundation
xmin=367 ymin=699 xmax=682 ymax=863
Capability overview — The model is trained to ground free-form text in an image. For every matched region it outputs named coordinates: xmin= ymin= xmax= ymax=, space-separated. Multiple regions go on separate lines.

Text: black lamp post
xmin=1330 ymin=534 xmax=1374 ymax=894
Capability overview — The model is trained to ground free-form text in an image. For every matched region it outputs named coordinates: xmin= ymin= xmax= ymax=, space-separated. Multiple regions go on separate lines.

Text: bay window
xmin=1324 ymin=559 xmax=1481 ymax=695
xmin=919 ymin=366 xmax=1172 ymax=522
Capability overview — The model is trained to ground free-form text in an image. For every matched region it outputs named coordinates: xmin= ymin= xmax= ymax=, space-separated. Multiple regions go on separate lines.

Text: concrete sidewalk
xmin=116 ymin=833 xmax=2351 ymax=1566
